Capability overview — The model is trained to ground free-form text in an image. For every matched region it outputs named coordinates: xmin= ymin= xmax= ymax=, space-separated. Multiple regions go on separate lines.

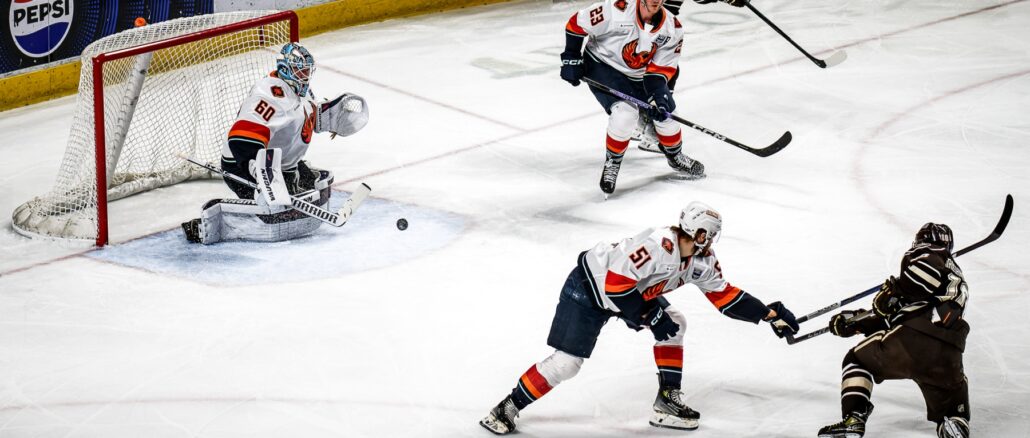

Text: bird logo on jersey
xmin=622 ymin=40 xmax=658 ymax=69
xmin=301 ymin=102 xmax=316 ymax=144
xmin=662 ymin=237 xmax=674 ymax=254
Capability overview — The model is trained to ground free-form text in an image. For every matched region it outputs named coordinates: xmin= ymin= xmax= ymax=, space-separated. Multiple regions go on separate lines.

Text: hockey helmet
xmin=679 ymin=201 xmax=722 ymax=251
xmin=276 ymin=42 xmax=315 ymax=97
xmin=913 ymin=222 xmax=954 ymax=253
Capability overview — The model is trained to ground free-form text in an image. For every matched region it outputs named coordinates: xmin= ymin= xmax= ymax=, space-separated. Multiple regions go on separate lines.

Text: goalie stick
xmin=178 ymin=154 xmax=371 ymax=227
xmin=746 ymin=2 xmax=847 ymax=69
xmin=582 ymin=77 xmax=791 ymax=157
xmin=785 ymin=194 xmax=1014 ymax=345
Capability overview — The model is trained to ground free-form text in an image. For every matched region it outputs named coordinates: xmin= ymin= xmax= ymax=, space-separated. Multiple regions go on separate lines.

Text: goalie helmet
xmin=679 ymin=201 xmax=722 ymax=252
xmin=914 ymin=222 xmax=954 ymax=253
xmin=276 ymin=42 xmax=315 ymax=97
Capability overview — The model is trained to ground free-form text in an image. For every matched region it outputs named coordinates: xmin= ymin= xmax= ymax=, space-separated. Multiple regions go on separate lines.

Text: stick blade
xmin=752 ymin=131 xmax=792 ymax=157
xmin=822 ymin=51 xmax=847 ymax=68
xmin=332 ymin=183 xmax=373 ymax=227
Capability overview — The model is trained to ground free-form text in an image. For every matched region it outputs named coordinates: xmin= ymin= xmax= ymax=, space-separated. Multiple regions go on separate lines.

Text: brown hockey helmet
xmin=913 ymin=222 xmax=954 ymax=253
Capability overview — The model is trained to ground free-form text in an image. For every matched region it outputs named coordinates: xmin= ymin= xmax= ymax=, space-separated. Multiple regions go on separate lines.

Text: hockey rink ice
xmin=1 ymin=0 xmax=1028 ymax=436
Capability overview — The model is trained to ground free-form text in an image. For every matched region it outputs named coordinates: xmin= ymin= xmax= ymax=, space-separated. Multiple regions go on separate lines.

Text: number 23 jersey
xmin=566 ymin=0 xmax=684 ymax=81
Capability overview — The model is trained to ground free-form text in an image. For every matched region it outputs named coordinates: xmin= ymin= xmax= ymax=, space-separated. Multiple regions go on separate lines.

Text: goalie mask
xmin=914 ymin=222 xmax=954 ymax=253
xmin=679 ymin=201 xmax=722 ymax=254
xmin=277 ymin=42 xmax=315 ymax=97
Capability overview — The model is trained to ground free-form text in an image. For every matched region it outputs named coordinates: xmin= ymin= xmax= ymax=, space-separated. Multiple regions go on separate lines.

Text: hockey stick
xmin=784 ymin=194 xmax=1014 ymax=345
xmin=746 ymin=2 xmax=847 ymax=69
xmin=178 ymin=154 xmax=371 ymax=227
xmin=581 ymin=77 xmax=791 ymax=157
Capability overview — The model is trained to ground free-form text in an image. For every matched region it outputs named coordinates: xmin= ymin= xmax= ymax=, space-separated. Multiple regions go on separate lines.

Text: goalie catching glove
xmin=316 ymin=93 xmax=369 ymax=137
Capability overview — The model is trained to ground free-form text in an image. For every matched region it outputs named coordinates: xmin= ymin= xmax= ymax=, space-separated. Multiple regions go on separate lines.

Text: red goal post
xmin=12 ymin=10 xmax=299 ymax=246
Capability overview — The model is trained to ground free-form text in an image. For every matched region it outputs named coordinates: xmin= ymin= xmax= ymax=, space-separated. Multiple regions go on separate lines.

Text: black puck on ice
xmin=396 ymin=218 xmax=408 ymax=230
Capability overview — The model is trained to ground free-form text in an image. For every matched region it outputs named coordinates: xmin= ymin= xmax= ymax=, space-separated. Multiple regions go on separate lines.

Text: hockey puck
xmin=396 ymin=218 xmax=408 ymax=231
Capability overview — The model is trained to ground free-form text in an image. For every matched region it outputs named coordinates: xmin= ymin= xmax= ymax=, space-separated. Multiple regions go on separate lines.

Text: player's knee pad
xmin=536 ymin=350 xmax=584 ymax=386
xmin=653 ymin=117 xmax=680 ymax=137
xmin=607 ymin=101 xmax=639 ymax=141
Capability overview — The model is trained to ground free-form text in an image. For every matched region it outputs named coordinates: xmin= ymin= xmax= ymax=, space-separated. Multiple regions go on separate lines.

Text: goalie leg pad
xmin=251 ymin=148 xmax=291 ymax=208
xmin=195 ymin=194 xmax=330 ymax=244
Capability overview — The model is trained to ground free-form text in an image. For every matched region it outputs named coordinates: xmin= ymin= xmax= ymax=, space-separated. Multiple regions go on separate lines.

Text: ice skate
xmin=650 ymin=386 xmax=700 ymax=430
xmin=937 ymin=417 xmax=969 ymax=438
xmin=480 ymin=395 xmax=519 ymax=435
xmin=181 ymin=218 xmax=202 ymax=244
xmin=818 ymin=405 xmax=873 ymax=438
xmin=600 ymin=157 xmax=622 ymax=196
xmin=666 ymin=152 xmax=705 ymax=180
xmin=635 ymin=119 xmax=662 ymax=154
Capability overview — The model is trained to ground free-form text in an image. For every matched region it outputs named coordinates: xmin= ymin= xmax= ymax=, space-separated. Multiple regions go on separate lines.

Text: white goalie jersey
xmin=223 ymin=73 xmax=318 ymax=170
xmin=566 ymin=0 xmax=685 ymax=81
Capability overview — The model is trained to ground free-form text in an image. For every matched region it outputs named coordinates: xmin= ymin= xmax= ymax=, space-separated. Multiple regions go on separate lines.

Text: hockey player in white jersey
xmin=561 ymin=0 xmax=708 ymax=195
xmin=181 ymin=42 xmax=369 ymax=244
xmin=479 ymin=202 xmax=800 ymax=434
xmin=632 ymin=0 xmax=746 ymax=153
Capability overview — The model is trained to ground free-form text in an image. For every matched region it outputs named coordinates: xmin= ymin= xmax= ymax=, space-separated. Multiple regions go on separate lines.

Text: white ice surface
xmin=2 ymin=0 xmax=1029 ymax=437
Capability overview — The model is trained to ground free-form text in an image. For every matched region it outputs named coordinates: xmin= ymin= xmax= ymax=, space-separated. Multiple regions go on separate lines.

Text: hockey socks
xmin=510 ymin=364 xmax=554 ymax=410
xmin=840 ymin=352 xmax=874 ymax=417
xmin=654 ymin=345 xmax=683 ymax=388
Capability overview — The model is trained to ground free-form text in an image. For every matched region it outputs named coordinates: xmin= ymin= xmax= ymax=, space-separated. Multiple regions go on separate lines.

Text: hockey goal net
xmin=12 ymin=10 xmax=298 ymax=246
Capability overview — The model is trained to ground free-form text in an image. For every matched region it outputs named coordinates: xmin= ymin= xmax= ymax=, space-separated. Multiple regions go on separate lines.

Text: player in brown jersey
xmin=818 ymin=223 xmax=971 ymax=438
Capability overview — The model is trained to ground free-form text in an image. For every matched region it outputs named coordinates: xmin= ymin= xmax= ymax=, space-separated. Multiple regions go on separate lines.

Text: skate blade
xmin=637 ymin=143 xmax=663 ymax=154
xmin=668 ymin=173 xmax=706 ymax=181
xmin=479 ymin=416 xmax=512 ymax=435
xmin=817 ymin=433 xmax=862 ymax=438
xmin=650 ymin=412 xmax=700 ymax=430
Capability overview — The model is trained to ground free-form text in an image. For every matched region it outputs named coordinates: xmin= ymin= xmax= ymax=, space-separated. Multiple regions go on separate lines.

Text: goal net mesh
xmin=12 ymin=11 xmax=293 ymax=243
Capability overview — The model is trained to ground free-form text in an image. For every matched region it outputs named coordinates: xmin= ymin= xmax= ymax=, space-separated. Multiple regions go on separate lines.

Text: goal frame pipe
xmin=91 ymin=11 xmax=299 ymax=246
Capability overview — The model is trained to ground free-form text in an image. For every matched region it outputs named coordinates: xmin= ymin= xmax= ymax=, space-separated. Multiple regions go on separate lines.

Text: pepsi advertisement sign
xmin=0 ymin=0 xmax=214 ymax=75
xmin=10 ymin=0 xmax=74 ymax=58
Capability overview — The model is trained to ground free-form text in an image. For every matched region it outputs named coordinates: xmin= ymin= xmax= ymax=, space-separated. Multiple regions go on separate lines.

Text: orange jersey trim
xmin=706 ymin=285 xmax=742 ymax=310
xmin=566 ymin=13 xmax=587 ymax=35
xmin=645 ymin=64 xmax=677 ymax=81
xmin=229 ymin=120 xmax=271 ymax=145
xmin=520 ymin=365 xmax=552 ymax=399
xmin=605 ymin=270 xmax=638 ymax=294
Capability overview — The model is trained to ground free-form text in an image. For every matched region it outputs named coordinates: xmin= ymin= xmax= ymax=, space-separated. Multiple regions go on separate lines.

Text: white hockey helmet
xmin=679 ymin=201 xmax=722 ymax=250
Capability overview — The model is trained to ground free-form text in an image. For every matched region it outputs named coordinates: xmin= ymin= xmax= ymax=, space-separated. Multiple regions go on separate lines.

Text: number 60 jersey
xmin=221 ymin=72 xmax=318 ymax=171
xmin=578 ymin=227 xmax=745 ymax=314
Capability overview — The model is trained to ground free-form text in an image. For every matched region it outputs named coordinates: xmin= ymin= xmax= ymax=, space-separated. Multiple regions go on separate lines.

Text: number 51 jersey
xmin=579 ymin=227 xmax=742 ymax=314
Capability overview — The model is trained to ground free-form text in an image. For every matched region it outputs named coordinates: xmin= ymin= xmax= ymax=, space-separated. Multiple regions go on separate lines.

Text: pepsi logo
xmin=9 ymin=0 xmax=74 ymax=58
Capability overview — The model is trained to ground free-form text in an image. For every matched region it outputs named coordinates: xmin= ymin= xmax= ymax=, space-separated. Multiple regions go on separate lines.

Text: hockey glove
xmin=765 ymin=301 xmax=799 ymax=338
xmin=560 ymin=51 xmax=585 ymax=87
xmin=648 ymin=88 xmax=676 ymax=122
xmin=645 ymin=306 xmax=680 ymax=342
xmin=828 ymin=309 xmax=863 ymax=338
xmin=872 ymin=276 xmax=901 ymax=318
